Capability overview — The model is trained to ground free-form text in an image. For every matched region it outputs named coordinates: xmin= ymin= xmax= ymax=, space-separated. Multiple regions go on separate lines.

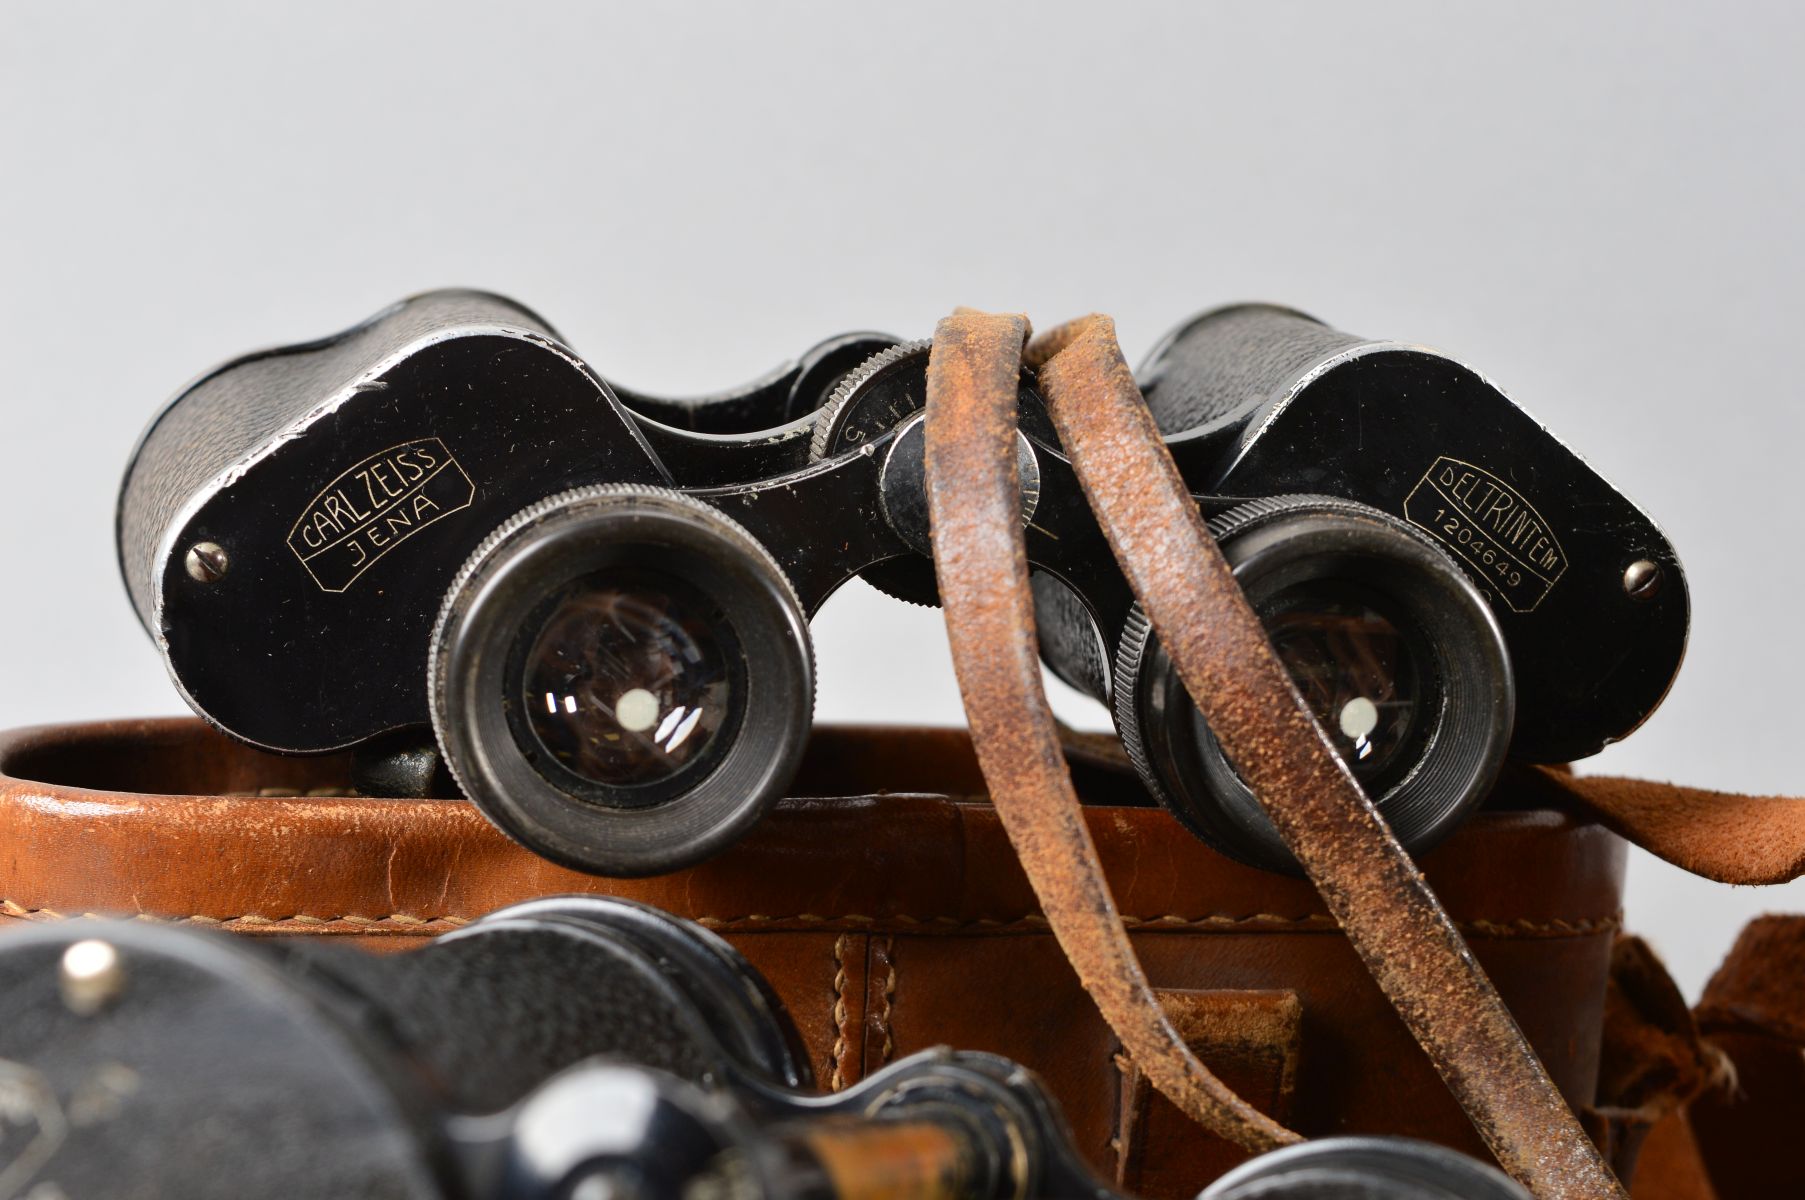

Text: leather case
xmin=0 ymin=717 xmax=1627 ymax=1197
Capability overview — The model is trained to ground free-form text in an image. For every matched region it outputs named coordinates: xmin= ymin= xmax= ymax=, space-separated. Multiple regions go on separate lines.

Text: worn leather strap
xmin=1512 ymin=770 xmax=1805 ymax=887
xmin=1027 ymin=313 xmax=1624 ymax=1198
xmin=924 ymin=307 xmax=1625 ymax=1196
xmin=921 ymin=310 xmax=1300 ymax=1154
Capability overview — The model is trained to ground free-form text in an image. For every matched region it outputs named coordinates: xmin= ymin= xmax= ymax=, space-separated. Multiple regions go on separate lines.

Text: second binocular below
xmin=117 ymin=293 xmax=1687 ymax=875
xmin=0 ymin=898 xmax=1531 ymax=1199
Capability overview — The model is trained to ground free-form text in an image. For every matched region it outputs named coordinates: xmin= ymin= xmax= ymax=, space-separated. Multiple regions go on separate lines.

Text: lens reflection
xmin=519 ymin=569 xmax=734 ymax=789
xmin=1260 ymin=583 xmax=1421 ymax=788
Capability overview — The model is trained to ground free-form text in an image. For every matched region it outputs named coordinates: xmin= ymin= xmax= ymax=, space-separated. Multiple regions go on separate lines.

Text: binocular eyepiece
xmin=1107 ymin=495 xmax=1513 ymax=873
xmin=117 ymin=292 xmax=1688 ymax=877
xmin=430 ymin=485 xmax=813 ymax=874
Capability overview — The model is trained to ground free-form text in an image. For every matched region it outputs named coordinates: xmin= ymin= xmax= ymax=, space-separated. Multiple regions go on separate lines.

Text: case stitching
xmin=829 ymin=933 xmax=851 ymax=1092
xmin=0 ymin=899 xmax=1622 ymax=938
xmin=877 ymin=935 xmax=897 ymax=1065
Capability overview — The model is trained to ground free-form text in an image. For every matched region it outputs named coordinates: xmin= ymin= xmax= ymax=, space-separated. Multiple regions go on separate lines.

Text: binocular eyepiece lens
xmin=518 ymin=568 xmax=739 ymax=794
xmin=431 ymin=485 xmax=813 ymax=877
xmin=1116 ymin=495 xmax=1514 ymax=873
xmin=1262 ymin=582 xmax=1427 ymax=797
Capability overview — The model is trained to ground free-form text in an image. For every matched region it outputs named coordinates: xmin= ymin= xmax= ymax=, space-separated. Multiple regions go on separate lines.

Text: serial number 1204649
xmin=1429 ymin=507 xmax=1524 ymax=590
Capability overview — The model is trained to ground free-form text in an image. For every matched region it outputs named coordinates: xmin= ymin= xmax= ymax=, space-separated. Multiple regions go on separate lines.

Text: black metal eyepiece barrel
xmin=430 ymin=485 xmax=815 ymax=876
xmin=1044 ymin=495 xmax=1514 ymax=873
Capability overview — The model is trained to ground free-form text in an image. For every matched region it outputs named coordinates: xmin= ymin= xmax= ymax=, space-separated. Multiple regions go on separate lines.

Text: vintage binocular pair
xmin=117 ymin=292 xmax=1687 ymax=875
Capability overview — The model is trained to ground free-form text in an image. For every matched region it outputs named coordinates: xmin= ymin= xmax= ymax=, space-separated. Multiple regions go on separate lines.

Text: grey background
xmin=2 ymin=2 xmax=1799 ymax=997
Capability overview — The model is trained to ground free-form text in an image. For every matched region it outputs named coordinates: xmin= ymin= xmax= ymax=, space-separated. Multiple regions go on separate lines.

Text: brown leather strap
xmin=1027 ymin=313 xmax=1624 ymax=1198
xmin=1070 ymin=724 xmax=1805 ymax=892
xmin=922 ymin=309 xmax=1301 ymax=1153
xmin=924 ymin=308 xmax=1626 ymax=1196
xmin=1521 ymin=771 xmax=1805 ymax=886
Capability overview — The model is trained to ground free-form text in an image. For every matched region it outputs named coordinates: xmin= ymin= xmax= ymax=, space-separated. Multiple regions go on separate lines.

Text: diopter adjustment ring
xmin=810 ymin=339 xmax=1057 ymax=608
xmin=810 ymin=337 xmax=1060 ymax=465
xmin=808 ymin=340 xmax=948 ymax=607
xmin=808 ymin=339 xmax=934 ymax=463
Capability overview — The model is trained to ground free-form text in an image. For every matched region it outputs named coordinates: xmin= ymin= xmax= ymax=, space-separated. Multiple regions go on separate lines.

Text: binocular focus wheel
xmin=429 ymin=485 xmax=815 ymax=877
xmin=1115 ymin=495 xmax=1515 ymax=874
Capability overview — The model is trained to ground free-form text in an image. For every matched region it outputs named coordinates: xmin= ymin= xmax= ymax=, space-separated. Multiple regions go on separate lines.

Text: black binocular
xmin=0 ymin=896 xmax=1095 ymax=1198
xmin=117 ymin=292 xmax=1687 ymax=875
xmin=0 ymin=898 xmax=1527 ymax=1199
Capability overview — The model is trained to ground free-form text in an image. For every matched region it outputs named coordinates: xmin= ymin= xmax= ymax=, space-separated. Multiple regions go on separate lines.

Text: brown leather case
xmin=1623 ymin=916 xmax=1805 ymax=1200
xmin=0 ymin=718 xmax=1625 ymax=1197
